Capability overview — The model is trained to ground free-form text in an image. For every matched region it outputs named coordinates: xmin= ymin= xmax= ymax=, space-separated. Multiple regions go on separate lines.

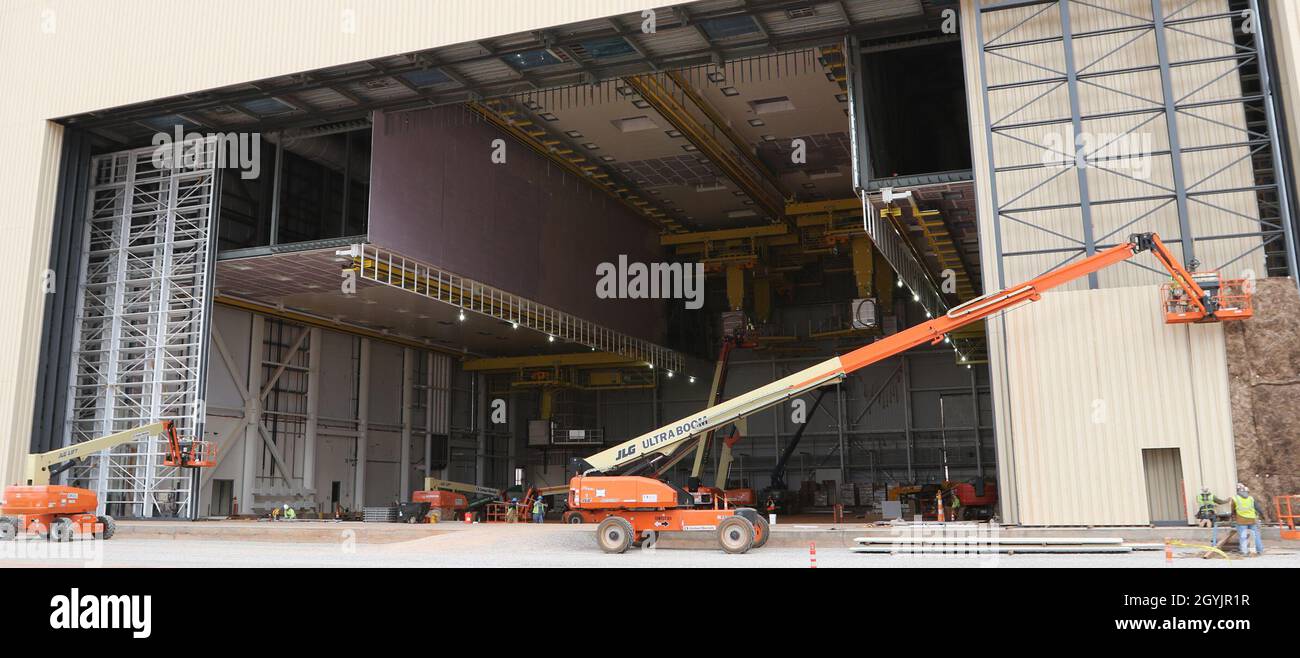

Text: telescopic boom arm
xmin=22 ymin=421 xmax=183 ymax=486
xmin=576 ymin=233 xmax=1191 ymax=476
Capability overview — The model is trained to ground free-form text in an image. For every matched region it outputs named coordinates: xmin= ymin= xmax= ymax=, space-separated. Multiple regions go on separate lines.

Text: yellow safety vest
xmin=1197 ymin=493 xmax=1215 ymax=511
xmin=1233 ymin=495 xmax=1256 ymax=520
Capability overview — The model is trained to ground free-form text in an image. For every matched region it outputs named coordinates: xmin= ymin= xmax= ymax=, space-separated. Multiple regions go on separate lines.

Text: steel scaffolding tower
xmin=65 ymin=139 xmax=218 ymax=518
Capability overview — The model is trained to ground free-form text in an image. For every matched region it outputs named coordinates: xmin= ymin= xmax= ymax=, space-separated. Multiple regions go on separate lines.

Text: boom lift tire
xmin=717 ymin=516 xmax=755 ymax=554
xmin=96 ymin=515 xmax=116 ymax=540
xmin=0 ymin=517 xmax=16 ymax=541
xmin=753 ymin=516 xmax=770 ymax=549
xmin=563 ymin=511 xmax=584 ymax=524
xmin=596 ymin=516 xmax=634 ymax=554
xmin=49 ymin=517 xmax=75 ymax=542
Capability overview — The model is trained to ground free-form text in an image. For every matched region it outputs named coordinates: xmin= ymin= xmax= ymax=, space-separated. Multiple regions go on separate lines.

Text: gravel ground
xmin=2 ymin=524 xmax=1297 ymax=568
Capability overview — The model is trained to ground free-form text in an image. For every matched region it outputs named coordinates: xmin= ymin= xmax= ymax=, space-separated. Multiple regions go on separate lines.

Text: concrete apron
xmin=112 ymin=520 xmax=1291 ymax=549
xmin=657 ymin=524 xmax=1293 ymax=550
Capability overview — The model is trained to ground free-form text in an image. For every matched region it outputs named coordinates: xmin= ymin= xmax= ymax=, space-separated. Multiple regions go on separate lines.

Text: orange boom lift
xmin=568 ymin=233 xmax=1251 ymax=554
xmin=0 ymin=421 xmax=214 ymax=540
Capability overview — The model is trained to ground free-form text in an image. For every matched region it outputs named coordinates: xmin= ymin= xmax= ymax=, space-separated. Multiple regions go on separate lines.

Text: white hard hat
xmin=283 ymin=503 xmax=289 ymax=509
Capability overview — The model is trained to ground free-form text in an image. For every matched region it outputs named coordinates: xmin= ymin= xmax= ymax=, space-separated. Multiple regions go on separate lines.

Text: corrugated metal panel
xmin=1000 ymin=285 xmax=1236 ymax=526
xmin=0 ymin=0 xmax=703 ymax=495
xmin=962 ymin=0 xmax=1245 ymax=525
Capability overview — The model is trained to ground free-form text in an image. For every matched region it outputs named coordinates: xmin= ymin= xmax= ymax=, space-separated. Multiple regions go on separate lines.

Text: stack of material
xmin=839 ymin=483 xmax=859 ymax=507
xmin=363 ymin=506 xmax=398 ymax=523
xmin=799 ymin=480 xmax=817 ymax=507
xmin=852 ymin=535 xmax=1134 ymax=554
xmin=813 ymin=490 xmax=828 ymax=507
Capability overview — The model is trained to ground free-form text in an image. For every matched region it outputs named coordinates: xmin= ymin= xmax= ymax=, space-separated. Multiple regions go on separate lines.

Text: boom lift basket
xmin=1160 ymin=273 xmax=1253 ymax=324
xmin=1277 ymin=495 xmax=1300 ymax=541
xmin=162 ymin=421 xmax=217 ymax=468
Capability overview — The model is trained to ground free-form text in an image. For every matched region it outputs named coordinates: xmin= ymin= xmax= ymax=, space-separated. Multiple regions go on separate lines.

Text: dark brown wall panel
xmin=369 ymin=108 xmax=666 ymax=341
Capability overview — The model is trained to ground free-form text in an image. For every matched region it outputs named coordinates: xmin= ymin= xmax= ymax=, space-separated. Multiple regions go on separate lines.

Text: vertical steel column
xmin=770 ymin=359 xmax=781 ymax=485
xmin=340 ymin=131 xmax=353 ymax=237
xmin=902 ymin=355 xmax=914 ymax=482
xmin=355 ymin=338 xmax=370 ymax=508
xmin=939 ymin=395 xmax=950 ymax=481
xmin=140 ymin=167 xmax=181 ymax=518
xmin=1251 ymin=0 xmax=1299 ymax=283
xmin=400 ymin=347 xmax=414 ymax=499
xmin=1151 ymin=0 xmax=1197 ymax=265
xmin=269 ymin=132 xmax=283 ymax=246
xmin=303 ymin=327 xmax=321 ymax=492
xmin=1059 ymin=0 xmax=1100 ymax=288
xmin=845 ymin=35 xmax=873 ymax=190
xmin=975 ymin=5 xmax=1008 ymax=290
xmin=191 ymin=164 xmax=224 ymax=519
xmin=425 ymin=351 xmax=434 ymax=479
xmin=836 ymin=382 xmax=847 ymax=483
xmin=94 ymin=155 xmax=134 ymax=514
xmin=240 ymin=315 xmax=264 ymax=513
xmin=475 ymin=373 xmax=487 ymax=486
xmin=971 ymin=366 xmax=983 ymax=480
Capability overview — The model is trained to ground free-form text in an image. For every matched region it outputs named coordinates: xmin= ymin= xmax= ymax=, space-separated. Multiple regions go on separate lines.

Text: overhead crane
xmin=566 ymin=233 xmax=1252 ymax=554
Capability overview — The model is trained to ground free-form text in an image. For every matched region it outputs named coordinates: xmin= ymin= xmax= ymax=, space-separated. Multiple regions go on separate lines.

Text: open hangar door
xmin=34 ymin=0 xmax=1000 ymax=520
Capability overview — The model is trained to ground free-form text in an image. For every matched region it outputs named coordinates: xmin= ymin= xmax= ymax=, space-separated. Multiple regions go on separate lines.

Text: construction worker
xmin=531 ymin=495 xmax=547 ymax=524
xmin=1195 ymin=486 xmax=1227 ymax=545
xmin=270 ymin=506 xmax=280 ymax=521
xmin=282 ymin=503 xmax=296 ymax=521
xmin=765 ymin=496 xmax=777 ymax=516
xmin=949 ymin=491 xmax=962 ymax=522
xmin=1231 ymin=483 xmax=1264 ymax=557
xmin=505 ymin=497 xmax=519 ymax=523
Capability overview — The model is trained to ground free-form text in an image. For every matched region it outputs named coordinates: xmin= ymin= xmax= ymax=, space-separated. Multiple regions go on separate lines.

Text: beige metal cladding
xmin=1000 ymin=285 xmax=1236 ymax=526
xmin=962 ymin=0 xmax=1248 ymax=524
xmin=0 ymin=0 xmax=691 ymax=488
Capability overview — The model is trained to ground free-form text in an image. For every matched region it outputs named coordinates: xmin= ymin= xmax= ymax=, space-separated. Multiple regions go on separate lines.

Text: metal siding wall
xmin=1001 ymin=285 xmax=1236 ymax=525
xmin=964 ymin=0 xmax=1246 ymax=524
xmin=0 ymin=0 xmax=691 ymax=492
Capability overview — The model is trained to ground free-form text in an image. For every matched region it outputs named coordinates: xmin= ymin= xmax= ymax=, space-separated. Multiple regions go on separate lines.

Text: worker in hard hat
xmin=1194 ymin=486 xmax=1227 ymax=545
xmin=1231 ymin=483 xmax=1264 ymax=557
xmin=948 ymin=491 xmax=962 ymax=522
xmin=505 ymin=498 xmax=519 ymax=523
xmin=282 ymin=504 xmax=296 ymax=521
xmin=531 ymin=495 xmax=547 ymax=524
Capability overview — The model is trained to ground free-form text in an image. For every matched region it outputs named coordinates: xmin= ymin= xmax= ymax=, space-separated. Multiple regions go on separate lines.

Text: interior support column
xmin=303 ymin=327 xmax=321 ymax=494
xmin=400 ymin=347 xmax=414 ymax=500
xmin=424 ymin=351 xmax=434 ymax=479
xmin=240 ymin=315 xmax=264 ymax=515
xmin=475 ymin=373 xmax=487 ymax=486
xmin=355 ymin=338 xmax=370 ymax=509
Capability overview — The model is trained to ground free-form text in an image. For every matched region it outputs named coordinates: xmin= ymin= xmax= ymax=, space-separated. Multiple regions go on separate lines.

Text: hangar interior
xmin=33 ymin=0 xmax=1295 ymax=523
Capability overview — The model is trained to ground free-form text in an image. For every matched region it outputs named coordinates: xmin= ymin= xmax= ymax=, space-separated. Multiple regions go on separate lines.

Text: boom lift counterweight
xmin=568 ymin=233 xmax=1252 ymax=554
